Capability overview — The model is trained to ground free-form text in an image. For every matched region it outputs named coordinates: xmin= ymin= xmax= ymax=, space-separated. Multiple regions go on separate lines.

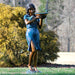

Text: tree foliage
xmin=39 ymin=0 xmax=64 ymax=30
xmin=0 ymin=3 xmax=60 ymax=67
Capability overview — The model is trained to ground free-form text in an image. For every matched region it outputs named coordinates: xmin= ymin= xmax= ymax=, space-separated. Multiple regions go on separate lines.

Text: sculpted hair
xmin=26 ymin=3 xmax=36 ymax=14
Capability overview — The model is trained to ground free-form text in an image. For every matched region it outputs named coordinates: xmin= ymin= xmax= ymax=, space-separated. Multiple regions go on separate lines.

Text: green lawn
xmin=0 ymin=67 xmax=75 ymax=75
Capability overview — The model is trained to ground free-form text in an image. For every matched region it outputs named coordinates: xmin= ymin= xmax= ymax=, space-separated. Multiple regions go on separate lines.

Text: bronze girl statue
xmin=24 ymin=3 xmax=43 ymax=72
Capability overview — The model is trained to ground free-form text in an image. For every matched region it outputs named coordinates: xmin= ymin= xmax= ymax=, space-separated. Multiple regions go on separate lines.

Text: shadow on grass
xmin=0 ymin=63 xmax=75 ymax=75
xmin=38 ymin=63 xmax=75 ymax=68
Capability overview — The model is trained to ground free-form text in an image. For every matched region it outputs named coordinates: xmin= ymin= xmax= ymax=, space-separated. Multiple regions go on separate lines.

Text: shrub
xmin=38 ymin=28 xmax=60 ymax=64
xmin=0 ymin=3 xmax=60 ymax=67
xmin=0 ymin=3 xmax=27 ymax=67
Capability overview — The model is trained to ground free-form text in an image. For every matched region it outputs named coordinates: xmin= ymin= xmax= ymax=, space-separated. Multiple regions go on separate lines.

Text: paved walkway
xmin=51 ymin=52 xmax=75 ymax=65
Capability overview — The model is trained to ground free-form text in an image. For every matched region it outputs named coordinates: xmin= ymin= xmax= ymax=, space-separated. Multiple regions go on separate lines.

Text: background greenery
xmin=39 ymin=0 xmax=64 ymax=30
xmin=0 ymin=3 xmax=60 ymax=67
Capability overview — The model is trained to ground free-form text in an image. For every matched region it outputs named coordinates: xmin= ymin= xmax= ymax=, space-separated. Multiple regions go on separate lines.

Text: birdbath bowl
xmin=35 ymin=12 xmax=48 ymax=19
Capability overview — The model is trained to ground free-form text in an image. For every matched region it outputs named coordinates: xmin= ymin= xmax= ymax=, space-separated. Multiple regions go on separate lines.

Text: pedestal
xmin=26 ymin=69 xmax=42 ymax=74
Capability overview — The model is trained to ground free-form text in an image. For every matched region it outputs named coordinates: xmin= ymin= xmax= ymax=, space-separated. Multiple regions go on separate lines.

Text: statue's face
xmin=29 ymin=8 xmax=35 ymax=15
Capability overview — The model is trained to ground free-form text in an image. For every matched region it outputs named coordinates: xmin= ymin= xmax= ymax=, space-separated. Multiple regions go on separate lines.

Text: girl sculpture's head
xmin=26 ymin=3 xmax=36 ymax=15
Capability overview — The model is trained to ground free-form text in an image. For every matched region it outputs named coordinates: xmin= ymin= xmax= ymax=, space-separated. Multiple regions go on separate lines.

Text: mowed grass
xmin=0 ymin=67 xmax=75 ymax=75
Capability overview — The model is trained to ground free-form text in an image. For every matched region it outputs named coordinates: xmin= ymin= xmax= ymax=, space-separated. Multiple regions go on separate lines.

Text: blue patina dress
xmin=24 ymin=14 xmax=41 ymax=52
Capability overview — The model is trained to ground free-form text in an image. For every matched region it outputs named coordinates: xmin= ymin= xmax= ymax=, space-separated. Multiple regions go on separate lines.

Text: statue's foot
xmin=34 ymin=67 xmax=42 ymax=73
xmin=34 ymin=67 xmax=39 ymax=72
xmin=27 ymin=65 xmax=33 ymax=71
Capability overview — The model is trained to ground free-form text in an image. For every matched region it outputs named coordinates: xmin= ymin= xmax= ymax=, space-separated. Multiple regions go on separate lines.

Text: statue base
xmin=26 ymin=69 xmax=42 ymax=74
